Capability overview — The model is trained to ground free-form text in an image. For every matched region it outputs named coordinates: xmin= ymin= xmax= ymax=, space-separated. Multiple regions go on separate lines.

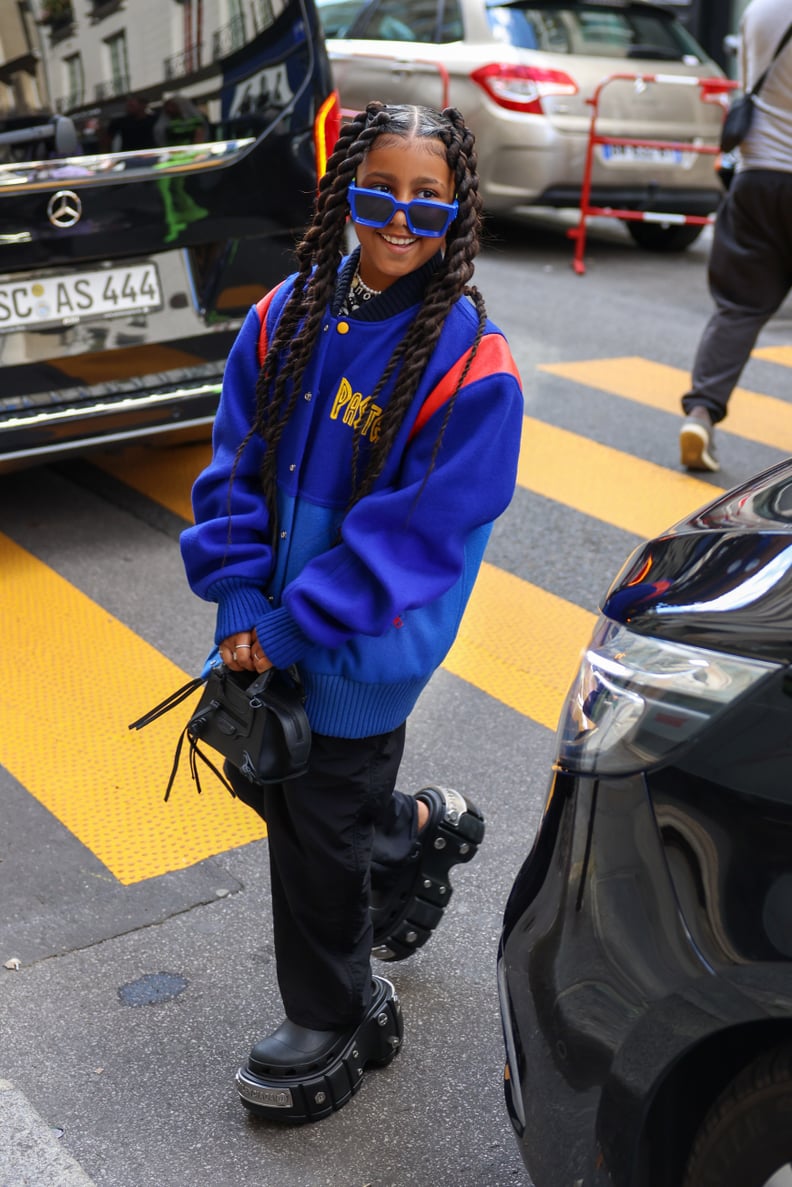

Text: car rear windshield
xmin=485 ymin=4 xmax=706 ymax=61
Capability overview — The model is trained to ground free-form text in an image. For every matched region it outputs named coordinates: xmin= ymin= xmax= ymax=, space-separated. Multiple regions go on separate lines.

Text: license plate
xmin=0 ymin=263 xmax=163 ymax=333
xmin=601 ymin=144 xmax=684 ymax=165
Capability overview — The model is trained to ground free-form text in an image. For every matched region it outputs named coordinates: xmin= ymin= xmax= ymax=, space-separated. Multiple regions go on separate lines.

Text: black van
xmin=498 ymin=457 xmax=792 ymax=1187
xmin=0 ymin=1 xmax=339 ymax=469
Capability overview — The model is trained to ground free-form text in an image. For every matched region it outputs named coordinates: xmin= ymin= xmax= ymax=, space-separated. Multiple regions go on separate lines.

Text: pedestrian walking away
xmin=179 ymin=102 xmax=524 ymax=1123
xmin=679 ymin=0 xmax=792 ymax=473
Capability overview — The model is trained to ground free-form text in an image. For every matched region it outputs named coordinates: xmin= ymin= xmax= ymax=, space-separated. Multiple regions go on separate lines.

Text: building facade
xmin=0 ymin=0 xmax=282 ymax=131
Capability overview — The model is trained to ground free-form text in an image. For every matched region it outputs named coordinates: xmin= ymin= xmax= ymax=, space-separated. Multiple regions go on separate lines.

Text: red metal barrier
xmin=568 ymin=72 xmax=740 ymax=275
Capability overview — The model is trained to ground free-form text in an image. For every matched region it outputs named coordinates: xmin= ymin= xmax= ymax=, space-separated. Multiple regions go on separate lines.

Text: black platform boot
xmin=235 ymin=975 xmax=402 ymax=1123
xmin=371 ymin=785 xmax=485 ymax=962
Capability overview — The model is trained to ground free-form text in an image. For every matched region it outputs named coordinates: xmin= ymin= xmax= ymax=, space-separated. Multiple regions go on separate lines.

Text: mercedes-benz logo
xmin=46 ymin=190 xmax=82 ymax=228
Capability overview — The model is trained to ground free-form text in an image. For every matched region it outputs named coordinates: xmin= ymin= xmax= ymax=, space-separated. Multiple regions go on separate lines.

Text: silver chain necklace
xmin=352 ymin=270 xmax=383 ymax=298
xmin=340 ymin=269 xmax=384 ymax=316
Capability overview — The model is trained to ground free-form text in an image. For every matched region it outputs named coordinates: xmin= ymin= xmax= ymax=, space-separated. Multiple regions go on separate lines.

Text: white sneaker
xmin=680 ymin=407 xmax=719 ymax=472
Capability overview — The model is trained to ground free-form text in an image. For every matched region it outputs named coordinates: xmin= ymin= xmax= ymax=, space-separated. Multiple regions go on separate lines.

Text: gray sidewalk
xmin=1 ymin=1080 xmax=96 ymax=1187
xmin=0 ymin=671 xmax=542 ymax=1187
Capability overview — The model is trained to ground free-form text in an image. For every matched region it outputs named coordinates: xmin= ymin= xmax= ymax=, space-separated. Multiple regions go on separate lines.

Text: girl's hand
xmin=219 ymin=632 xmax=273 ymax=673
xmin=250 ymin=631 xmax=273 ymax=674
xmin=218 ymin=633 xmax=256 ymax=671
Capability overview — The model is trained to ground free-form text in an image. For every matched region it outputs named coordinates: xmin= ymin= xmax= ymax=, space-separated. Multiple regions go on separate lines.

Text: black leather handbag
xmin=129 ymin=664 xmax=311 ymax=800
xmin=720 ymin=95 xmax=755 ymax=154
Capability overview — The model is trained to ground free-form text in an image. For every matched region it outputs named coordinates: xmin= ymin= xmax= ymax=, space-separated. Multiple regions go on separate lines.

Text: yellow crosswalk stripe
xmin=94 ymin=442 xmax=210 ymax=522
xmin=99 ymin=420 xmax=720 ymax=543
xmin=1 ymin=531 xmax=264 ymax=885
xmin=539 ymin=357 xmax=792 ymax=453
xmin=445 ymin=561 xmax=594 ymax=731
xmin=753 ymin=345 xmax=792 ymax=367
xmin=519 ymin=416 xmax=721 ymax=538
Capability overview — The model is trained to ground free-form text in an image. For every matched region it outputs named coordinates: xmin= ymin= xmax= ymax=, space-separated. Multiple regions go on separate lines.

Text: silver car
xmin=319 ymin=0 xmax=729 ymax=252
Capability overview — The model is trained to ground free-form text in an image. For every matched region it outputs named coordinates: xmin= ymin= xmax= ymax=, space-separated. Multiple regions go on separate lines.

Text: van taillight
xmin=314 ymin=90 xmax=341 ymax=177
xmin=470 ymin=64 xmax=577 ymax=114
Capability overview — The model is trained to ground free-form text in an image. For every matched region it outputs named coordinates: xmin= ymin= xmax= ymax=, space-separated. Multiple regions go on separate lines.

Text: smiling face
xmin=351 ymin=136 xmax=456 ymax=292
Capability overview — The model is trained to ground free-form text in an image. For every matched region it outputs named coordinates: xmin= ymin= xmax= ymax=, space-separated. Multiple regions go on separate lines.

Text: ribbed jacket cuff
xmin=208 ymin=578 xmax=273 ymax=644
xmin=255 ymin=606 xmax=314 ymax=667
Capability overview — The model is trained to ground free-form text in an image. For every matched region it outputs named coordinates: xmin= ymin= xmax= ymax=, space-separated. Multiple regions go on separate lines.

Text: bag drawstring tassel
xmin=187 ymin=737 xmax=237 ymax=800
xmin=128 ymin=675 xmax=207 ymax=732
xmin=163 ymin=727 xmax=188 ymax=803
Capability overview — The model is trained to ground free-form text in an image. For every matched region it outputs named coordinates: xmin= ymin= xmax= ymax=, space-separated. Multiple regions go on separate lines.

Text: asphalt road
xmin=2 ymin=212 xmax=792 ymax=1187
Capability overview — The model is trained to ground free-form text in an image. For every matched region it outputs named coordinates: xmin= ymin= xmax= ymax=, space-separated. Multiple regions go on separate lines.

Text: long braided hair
xmin=237 ymin=102 xmax=487 ymax=540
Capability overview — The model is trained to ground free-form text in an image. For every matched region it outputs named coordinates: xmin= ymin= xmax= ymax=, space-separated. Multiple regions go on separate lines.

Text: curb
xmin=0 ymin=1080 xmax=97 ymax=1187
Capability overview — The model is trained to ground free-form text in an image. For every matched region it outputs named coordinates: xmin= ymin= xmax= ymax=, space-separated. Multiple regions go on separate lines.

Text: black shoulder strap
xmin=243 ymin=666 xmax=311 ymax=772
xmin=749 ymin=21 xmax=792 ymax=97
xmin=256 ymin=683 xmax=312 ymax=770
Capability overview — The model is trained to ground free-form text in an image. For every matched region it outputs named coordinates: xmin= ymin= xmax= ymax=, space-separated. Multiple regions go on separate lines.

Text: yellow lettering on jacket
xmin=329 ymin=377 xmax=382 ymax=441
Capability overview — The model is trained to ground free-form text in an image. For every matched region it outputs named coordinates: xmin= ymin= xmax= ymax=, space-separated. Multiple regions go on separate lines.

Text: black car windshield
xmin=484 ymin=4 xmax=706 ymax=61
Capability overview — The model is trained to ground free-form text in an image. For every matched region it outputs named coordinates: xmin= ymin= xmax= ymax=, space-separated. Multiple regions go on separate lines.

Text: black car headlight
xmin=556 ymin=618 xmax=779 ymax=777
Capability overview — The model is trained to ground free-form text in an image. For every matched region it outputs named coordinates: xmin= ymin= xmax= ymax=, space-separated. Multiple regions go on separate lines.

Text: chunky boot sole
xmin=235 ymin=975 xmax=402 ymax=1124
xmin=371 ymin=785 xmax=485 ymax=962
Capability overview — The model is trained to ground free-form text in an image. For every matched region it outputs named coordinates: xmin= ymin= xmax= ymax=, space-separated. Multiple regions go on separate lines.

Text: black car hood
xmin=601 ymin=457 xmax=792 ymax=664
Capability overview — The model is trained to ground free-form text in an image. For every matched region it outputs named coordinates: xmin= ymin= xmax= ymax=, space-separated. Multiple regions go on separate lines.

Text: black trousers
xmin=225 ymin=723 xmax=417 ymax=1030
xmin=682 ymin=170 xmax=792 ymax=425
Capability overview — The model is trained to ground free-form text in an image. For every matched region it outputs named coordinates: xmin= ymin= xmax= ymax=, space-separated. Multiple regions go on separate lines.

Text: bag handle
xmin=244 ymin=663 xmax=304 ymax=703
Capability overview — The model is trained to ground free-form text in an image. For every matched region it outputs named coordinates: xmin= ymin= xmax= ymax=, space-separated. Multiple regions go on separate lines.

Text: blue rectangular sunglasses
xmin=347 ymin=184 xmax=458 ymax=238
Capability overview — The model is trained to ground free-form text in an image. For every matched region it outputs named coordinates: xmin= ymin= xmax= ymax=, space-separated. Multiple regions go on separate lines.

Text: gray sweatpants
xmin=682 ymin=169 xmax=792 ymax=424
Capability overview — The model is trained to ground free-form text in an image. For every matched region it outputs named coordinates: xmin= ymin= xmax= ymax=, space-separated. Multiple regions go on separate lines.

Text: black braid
xmin=233 ymin=102 xmax=488 ymax=540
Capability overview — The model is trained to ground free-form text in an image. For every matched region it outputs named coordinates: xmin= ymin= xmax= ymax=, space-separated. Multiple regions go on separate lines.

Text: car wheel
xmin=624 ymin=221 xmax=705 ymax=252
xmin=681 ymin=1044 xmax=792 ymax=1187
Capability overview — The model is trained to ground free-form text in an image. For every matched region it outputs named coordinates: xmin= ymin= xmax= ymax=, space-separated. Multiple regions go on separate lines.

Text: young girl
xmin=180 ymin=102 xmax=523 ymax=1122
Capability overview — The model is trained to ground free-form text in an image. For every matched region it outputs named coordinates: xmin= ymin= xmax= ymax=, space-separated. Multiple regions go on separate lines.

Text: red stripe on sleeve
xmin=408 ymin=334 xmax=521 ymax=441
xmin=255 ymin=282 xmax=285 ymax=367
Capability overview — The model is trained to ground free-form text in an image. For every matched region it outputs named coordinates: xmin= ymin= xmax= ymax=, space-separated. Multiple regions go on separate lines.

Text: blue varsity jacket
xmin=180 ymin=252 xmax=524 ymax=738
